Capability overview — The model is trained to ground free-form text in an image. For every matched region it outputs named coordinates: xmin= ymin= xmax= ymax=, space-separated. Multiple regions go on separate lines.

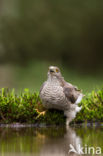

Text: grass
xmin=75 ymin=88 xmax=103 ymax=123
xmin=0 ymin=88 xmax=103 ymax=125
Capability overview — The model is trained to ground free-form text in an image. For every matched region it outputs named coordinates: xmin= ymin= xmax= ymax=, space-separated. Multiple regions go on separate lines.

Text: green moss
xmin=75 ymin=88 xmax=103 ymax=123
xmin=0 ymin=88 xmax=103 ymax=125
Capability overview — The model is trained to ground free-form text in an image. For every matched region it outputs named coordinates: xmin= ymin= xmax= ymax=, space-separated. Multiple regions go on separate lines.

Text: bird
xmin=40 ymin=66 xmax=84 ymax=126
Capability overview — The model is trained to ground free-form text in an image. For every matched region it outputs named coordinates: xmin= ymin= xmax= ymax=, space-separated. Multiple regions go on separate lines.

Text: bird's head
xmin=48 ymin=66 xmax=62 ymax=79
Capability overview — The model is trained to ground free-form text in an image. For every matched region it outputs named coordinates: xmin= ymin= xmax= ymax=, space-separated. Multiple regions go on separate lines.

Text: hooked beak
xmin=49 ymin=69 xmax=54 ymax=73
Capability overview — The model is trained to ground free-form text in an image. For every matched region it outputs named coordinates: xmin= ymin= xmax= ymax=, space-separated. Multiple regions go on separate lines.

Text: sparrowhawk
xmin=40 ymin=66 xmax=83 ymax=125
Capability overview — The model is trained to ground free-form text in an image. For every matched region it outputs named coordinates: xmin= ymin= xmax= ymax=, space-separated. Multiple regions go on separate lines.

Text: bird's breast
xmin=40 ymin=83 xmax=67 ymax=109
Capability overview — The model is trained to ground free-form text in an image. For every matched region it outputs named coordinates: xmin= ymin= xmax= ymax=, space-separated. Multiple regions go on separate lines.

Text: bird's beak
xmin=50 ymin=69 xmax=54 ymax=73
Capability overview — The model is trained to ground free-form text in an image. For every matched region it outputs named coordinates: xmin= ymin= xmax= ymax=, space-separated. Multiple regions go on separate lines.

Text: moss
xmin=75 ymin=88 xmax=103 ymax=123
xmin=0 ymin=88 xmax=103 ymax=125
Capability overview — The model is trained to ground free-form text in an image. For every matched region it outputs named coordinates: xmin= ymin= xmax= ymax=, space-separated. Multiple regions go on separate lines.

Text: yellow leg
xmin=35 ymin=109 xmax=46 ymax=119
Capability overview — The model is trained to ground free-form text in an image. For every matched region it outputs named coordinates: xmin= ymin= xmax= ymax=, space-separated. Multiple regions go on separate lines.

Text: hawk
xmin=40 ymin=66 xmax=83 ymax=125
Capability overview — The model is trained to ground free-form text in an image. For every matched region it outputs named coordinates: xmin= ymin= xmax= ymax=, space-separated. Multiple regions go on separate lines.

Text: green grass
xmin=0 ymin=88 xmax=103 ymax=125
xmin=75 ymin=88 xmax=103 ymax=123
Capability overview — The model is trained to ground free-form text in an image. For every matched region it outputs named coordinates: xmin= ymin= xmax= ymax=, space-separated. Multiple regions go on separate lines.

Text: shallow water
xmin=0 ymin=125 xmax=103 ymax=156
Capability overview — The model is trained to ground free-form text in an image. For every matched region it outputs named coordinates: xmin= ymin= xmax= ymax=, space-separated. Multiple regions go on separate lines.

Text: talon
xmin=40 ymin=111 xmax=46 ymax=116
xmin=36 ymin=111 xmax=46 ymax=119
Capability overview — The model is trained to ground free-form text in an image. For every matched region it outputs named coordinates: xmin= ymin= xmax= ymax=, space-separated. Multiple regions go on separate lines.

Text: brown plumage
xmin=40 ymin=66 xmax=83 ymax=125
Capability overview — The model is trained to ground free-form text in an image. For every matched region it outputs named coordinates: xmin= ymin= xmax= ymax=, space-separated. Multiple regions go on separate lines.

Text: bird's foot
xmin=36 ymin=110 xmax=46 ymax=119
xmin=40 ymin=111 xmax=46 ymax=116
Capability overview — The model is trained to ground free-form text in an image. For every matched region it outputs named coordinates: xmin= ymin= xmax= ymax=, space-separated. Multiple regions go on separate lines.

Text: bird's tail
xmin=75 ymin=94 xmax=83 ymax=105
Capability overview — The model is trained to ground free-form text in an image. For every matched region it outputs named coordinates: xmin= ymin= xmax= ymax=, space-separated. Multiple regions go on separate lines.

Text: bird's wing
xmin=63 ymin=82 xmax=81 ymax=103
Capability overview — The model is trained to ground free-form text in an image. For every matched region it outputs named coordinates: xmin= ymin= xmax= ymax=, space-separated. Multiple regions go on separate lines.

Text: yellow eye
xmin=56 ymin=69 xmax=59 ymax=72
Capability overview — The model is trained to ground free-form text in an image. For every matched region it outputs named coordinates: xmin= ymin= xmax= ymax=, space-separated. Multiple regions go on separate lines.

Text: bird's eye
xmin=56 ymin=69 xmax=59 ymax=72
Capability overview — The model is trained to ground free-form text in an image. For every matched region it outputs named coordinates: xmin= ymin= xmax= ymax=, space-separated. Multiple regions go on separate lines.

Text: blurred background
xmin=0 ymin=0 xmax=103 ymax=93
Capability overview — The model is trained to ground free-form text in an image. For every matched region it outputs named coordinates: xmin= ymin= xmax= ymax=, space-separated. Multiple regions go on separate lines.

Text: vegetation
xmin=0 ymin=88 xmax=103 ymax=125
xmin=75 ymin=88 xmax=103 ymax=123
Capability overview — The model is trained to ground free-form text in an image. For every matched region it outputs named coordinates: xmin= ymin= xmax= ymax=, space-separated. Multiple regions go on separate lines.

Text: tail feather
xmin=75 ymin=94 xmax=83 ymax=104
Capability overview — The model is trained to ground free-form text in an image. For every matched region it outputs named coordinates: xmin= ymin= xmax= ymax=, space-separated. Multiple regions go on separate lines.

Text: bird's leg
xmin=66 ymin=117 xmax=73 ymax=126
xmin=35 ymin=109 xmax=46 ymax=119
xmin=39 ymin=111 xmax=46 ymax=116
xmin=64 ymin=110 xmax=72 ymax=126
xmin=66 ymin=118 xmax=70 ymax=126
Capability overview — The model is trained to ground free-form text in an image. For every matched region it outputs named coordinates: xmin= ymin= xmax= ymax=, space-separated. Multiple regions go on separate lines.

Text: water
xmin=0 ymin=125 xmax=103 ymax=156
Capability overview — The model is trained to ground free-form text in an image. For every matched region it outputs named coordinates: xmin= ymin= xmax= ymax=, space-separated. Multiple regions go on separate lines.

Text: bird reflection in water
xmin=0 ymin=125 xmax=82 ymax=156
xmin=39 ymin=126 xmax=82 ymax=156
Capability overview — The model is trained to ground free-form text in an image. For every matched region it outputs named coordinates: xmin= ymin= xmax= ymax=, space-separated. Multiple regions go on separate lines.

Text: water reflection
xmin=0 ymin=126 xmax=103 ymax=156
xmin=39 ymin=127 xmax=81 ymax=156
xmin=0 ymin=126 xmax=82 ymax=156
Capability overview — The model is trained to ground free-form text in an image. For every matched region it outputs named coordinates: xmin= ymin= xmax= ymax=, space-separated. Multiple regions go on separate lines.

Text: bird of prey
xmin=40 ymin=66 xmax=83 ymax=125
